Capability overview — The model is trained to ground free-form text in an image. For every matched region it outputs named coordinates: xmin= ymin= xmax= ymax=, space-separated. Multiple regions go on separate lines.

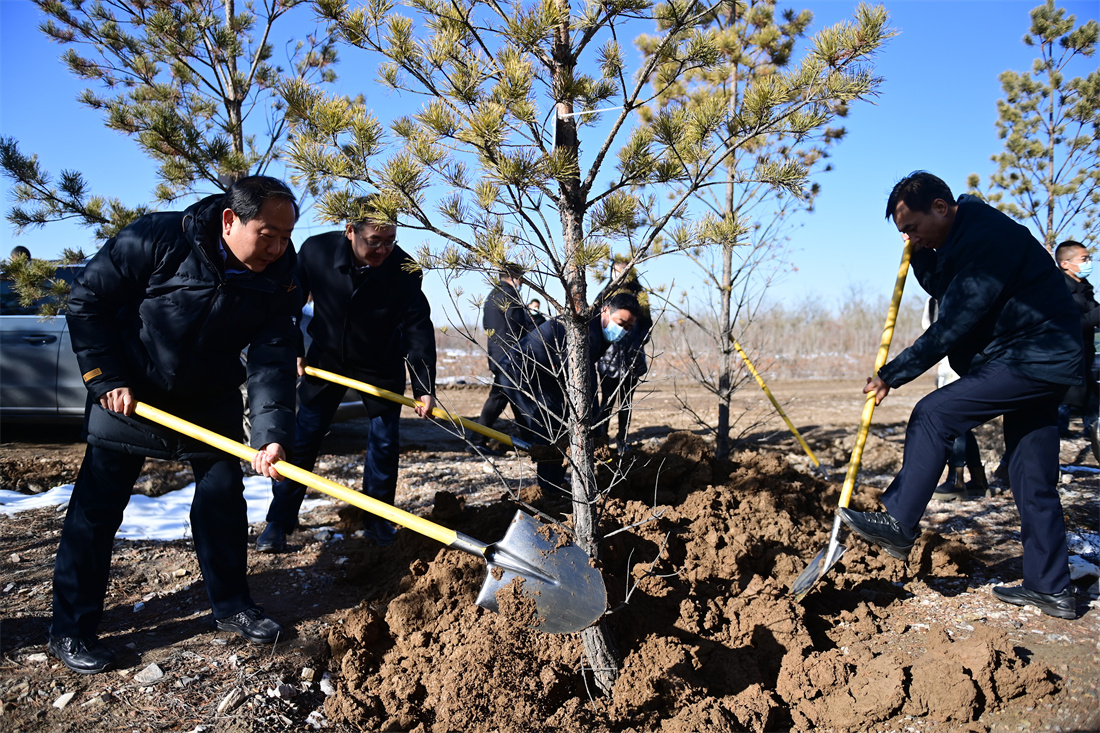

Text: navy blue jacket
xmin=483 ymin=280 xmax=536 ymax=371
xmin=296 ymin=232 xmax=435 ymax=413
xmin=67 ymin=194 xmax=301 ymax=459
xmin=501 ymin=315 xmax=610 ymax=422
xmin=878 ymin=195 xmax=1082 ymax=388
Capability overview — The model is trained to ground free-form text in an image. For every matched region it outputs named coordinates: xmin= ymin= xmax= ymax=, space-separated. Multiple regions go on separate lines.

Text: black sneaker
xmin=48 ymin=635 xmax=116 ymax=675
xmin=215 ymin=607 xmax=283 ymax=644
xmin=838 ymin=508 xmax=919 ymax=560
xmin=992 ymin=585 xmax=1076 ymax=619
xmin=931 ymin=479 xmax=968 ymax=502
xmin=255 ymin=522 xmax=287 ymax=553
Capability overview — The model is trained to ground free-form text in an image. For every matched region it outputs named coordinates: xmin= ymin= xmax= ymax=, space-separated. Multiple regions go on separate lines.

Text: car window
xmin=0 ymin=265 xmax=85 ymax=316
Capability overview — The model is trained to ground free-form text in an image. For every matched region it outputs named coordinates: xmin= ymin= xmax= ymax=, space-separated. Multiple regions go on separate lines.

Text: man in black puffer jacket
xmin=258 ymin=195 xmax=437 ymax=552
xmin=52 ymin=176 xmax=302 ymax=675
xmin=840 ymin=171 xmax=1083 ymax=621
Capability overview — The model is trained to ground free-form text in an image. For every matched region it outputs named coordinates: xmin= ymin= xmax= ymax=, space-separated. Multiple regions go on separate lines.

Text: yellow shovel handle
xmin=837 ymin=239 xmax=913 ymax=508
xmin=731 ymin=339 xmax=821 ymax=468
xmin=303 ymin=366 xmax=528 ymax=451
xmin=132 ymin=402 xmax=460 ymax=547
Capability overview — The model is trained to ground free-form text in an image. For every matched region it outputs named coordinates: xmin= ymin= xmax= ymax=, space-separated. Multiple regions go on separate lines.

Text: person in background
xmin=52 ymin=176 xmax=301 ymax=674
xmin=594 ymin=259 xmax=653 ymax=452
xmin=470 ymin=263 xmax=536 ymax=455
xmin=922 ymin=297 xmax=991 ymax=502
xmin=9 ymin=245 xmax=31 ymax=260
xmin=527 ymin=298 xmax=547 ymax=327
xmin=501 ymin=292 xmax=641 ymax=494
xmin=257 ymin=195 xmax=436 ymax=552
xmin=1054 ymin=240 xmax=1099 ymax=438
xmin=841 ymin=171 xmax=1082 ymax=620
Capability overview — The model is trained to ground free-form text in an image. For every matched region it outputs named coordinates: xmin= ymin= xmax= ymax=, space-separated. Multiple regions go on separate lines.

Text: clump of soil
xmin=319 ymin=433 xmax=1067 ymax=733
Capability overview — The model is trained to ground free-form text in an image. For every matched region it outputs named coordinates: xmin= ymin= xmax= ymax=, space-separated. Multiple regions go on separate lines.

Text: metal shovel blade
xmin=474 ymin=511 xmax=607 ymax=634
xmin=789 ymin=540 xmax=847 ymax=602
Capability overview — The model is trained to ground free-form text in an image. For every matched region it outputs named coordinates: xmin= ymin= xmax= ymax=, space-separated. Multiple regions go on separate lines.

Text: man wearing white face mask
xmin=1055 ymin=240 xmax=1099 ymax=437
xmin=500 ymin=292 xmax=641 ymax=493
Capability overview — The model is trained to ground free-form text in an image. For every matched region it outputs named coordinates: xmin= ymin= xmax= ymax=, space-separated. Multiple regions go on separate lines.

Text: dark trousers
xmin=472 ymin=369 xmax=514 ymax=444
xmin=502 ymin=375 xmax=568 ymax=494
xmin=266 ymin=380 xmax=401 ymax=529
xmin=52 ymin=444 xmax=253 ymax=637
xmin=881 ymin=362 xmax=1070 ymax=594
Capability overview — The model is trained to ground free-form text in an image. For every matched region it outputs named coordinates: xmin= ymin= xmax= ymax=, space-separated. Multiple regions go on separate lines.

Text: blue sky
xmin=2 ymin=0 xmax=1098 ymax=327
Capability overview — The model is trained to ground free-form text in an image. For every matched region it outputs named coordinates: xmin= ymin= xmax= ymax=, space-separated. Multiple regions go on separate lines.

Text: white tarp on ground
xmin=0 ymin=477 xmax=331 ymax=541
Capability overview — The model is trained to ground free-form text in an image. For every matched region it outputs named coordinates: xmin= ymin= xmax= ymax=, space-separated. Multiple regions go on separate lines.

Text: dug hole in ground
xmin=1 ymin=377 xmax=1098 ymax=733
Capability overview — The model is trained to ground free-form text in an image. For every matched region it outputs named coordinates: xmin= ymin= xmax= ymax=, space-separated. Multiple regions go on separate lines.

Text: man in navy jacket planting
xmin=841 ymin=171 xmax=1083 ymax=619
xmin=53 ymin=176 xmax=302 ymax=674
xmin=257 ymin=195 xmax=436 ymax=552
xmin=501 ymin=292 xmax=641 ymax=494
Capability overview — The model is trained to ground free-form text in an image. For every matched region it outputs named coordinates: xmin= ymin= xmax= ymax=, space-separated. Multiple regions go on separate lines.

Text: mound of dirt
xmin=318 ymin=433 xmax=1066 ymax=733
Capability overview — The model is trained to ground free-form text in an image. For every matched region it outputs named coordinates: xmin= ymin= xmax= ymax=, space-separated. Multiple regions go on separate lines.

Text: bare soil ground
xmin=2 ymin=376 xmax=1098 ymax=733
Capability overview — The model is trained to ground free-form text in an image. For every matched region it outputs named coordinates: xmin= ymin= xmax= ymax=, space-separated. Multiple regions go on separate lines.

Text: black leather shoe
xmin=838 ymin=508 xmax=918 ymax=560
xmin=215 ymin=607 xmax=283 ymax=644
xmin=48 ymin=635 xmax=116 ymax=675
xmin=992 ymin=585 xmax=1076 ymax=619
xmin=256 ymin=522 xmax=287 ymax=553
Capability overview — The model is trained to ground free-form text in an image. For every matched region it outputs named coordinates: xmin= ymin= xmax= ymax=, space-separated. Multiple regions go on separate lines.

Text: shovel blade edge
xmin=476 ymin=511 xmax=607 ymax=634
xmin=790 ymin=542 xmax=847 ymax=602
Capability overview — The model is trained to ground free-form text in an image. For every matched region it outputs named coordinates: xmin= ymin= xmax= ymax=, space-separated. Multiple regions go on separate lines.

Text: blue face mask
xmin=603 ymin=320 xmax=626 ymax=343
xmin=1078 ymin=261 xmax=1093 ymax=279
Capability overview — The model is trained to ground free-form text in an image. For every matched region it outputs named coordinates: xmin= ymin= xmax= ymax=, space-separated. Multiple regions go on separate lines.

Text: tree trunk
xmin=715 ymin=170 xmax=737 ymax=461
xmin=554 ymin=9 xmax=621 ymax=694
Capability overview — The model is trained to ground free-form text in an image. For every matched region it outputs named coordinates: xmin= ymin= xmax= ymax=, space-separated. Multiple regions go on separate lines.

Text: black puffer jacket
xmin=67 ymin=194 xmax=301 ymax=459
xmin=878 ymin=195 xmax=1082 ymax=388
xmin=483 ymin=280 xmax=536 ymax=371
xmin=1063 ymin=273 xmax=1099 ymax=406
xmin=296 ymin=233 xmax=435 ymax=415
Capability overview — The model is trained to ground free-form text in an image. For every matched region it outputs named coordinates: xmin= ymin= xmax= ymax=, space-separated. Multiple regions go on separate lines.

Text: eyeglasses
xmin=1074 ymin=255 xmax=1092 ymax=262
xmin=362 ymin=237 xmax=397 ymax=250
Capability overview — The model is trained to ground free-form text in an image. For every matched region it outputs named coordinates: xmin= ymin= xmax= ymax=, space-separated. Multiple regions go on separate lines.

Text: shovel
xmin=303 ymin=366 xmax=531 ymax=453
xmin=731 ymin=337 xmax=827 ymax=480
xmin=132 ymin=401 xmax=605 ymax=634
xmin=790 ymin=239 xmax=913 ymax=601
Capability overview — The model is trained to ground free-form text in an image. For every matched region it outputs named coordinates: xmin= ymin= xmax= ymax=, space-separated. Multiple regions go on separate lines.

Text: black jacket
xmin=596 ymin=274 xmax=653 ymax=381
xmin=297 ymin=232 xmax=435 ymax=412
xmin=878 ymin=195 xmax=1082 ymax=388
xmin=483 ymin=280 xmax=536 ymax=370
xmin=1063 ymin=273 xmax=1099 ymax=406
xmin=67 ymin=194 xmax=301 ymax=459
xmin=501 ymin=315 xmax=610 ymax=422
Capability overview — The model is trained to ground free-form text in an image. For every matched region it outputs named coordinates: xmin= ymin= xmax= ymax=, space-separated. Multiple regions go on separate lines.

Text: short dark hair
xmin=1055 ymin=240 xmax=1086 ymax=263
xmin=885 ymin=171 xmax=954 ymax=220
xmin=499 ymin=262 xmax=524 ymax=280
xmin=9 ymin=245 xmax=30 ymax=259
xmin=224 ymin=175 xmax=299 ymax=223
xmin=606 ymin=291 xmax=641 ymax=319
xmin=350 ymin=194 xmax=394 ymax=232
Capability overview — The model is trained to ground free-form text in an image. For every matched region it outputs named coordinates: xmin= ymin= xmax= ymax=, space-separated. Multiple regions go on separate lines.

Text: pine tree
xmin=636 ymin=0 xmax=883 ymax=460
xmin=967 ymin=0 xmax=1099 ymax=251
xmin=283 ymin=0 xmax=893 ymax=690
xmin=2 ymin=0 xmax=338 ymax=240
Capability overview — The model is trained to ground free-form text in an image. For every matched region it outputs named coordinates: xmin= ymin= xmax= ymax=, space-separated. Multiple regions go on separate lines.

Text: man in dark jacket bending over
xmin=501 ymin=292 xmax=641 ymax=494
xmin=53 ymin=176 xmax=302 ymax=674
xmin=840 ymin=171 xmax=1083 ymax=620
xmin=1054 ymin=240 xmax=1098 ymax=436
xmin=257 ymin=195 xmax=436 ymax=552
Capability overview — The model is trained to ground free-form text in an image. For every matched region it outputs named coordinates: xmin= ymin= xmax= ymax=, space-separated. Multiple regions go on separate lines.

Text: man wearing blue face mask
xmin=1055 ymin=240 xmax=1099 ymax=438
xmin=500 ymin=291 xmax=641 ymax=494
